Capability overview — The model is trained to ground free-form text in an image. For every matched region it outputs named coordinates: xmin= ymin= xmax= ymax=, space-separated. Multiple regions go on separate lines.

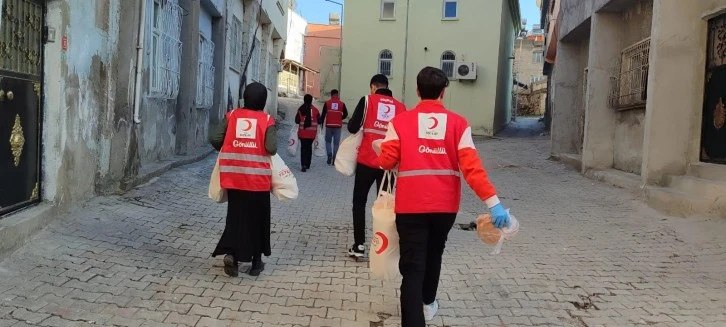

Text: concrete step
xmin=645 ymin=186 xmax=726 ymax=219
xmin=687 ymin=162 xmax=726 ymax=183
xmin=669 ymin=175 xmax=726 ymax=200
xmin=586 ymin=169 xmax=641 ymax=191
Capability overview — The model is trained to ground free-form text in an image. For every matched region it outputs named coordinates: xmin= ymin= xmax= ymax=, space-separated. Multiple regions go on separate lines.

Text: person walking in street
xmin=295 ymin=94 xmax=320 ymax=172
xmin=346 ymin=74 xmax=406 ymax=258
xmin=374 ymin=67 xmax=511 ymax=326
xmin=319 ymin=89 xmax=348 ymax=165
xmin=209 ymin=82 xmax=277 ymax=277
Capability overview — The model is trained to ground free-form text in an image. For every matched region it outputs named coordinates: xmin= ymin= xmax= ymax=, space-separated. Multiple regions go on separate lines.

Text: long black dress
xmin=212 ymin=189 xmax=271 ymax=262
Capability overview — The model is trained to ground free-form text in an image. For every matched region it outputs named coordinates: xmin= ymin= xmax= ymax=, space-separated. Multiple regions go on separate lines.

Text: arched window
xmin=378 ymin=50 xmax=393 ymax=77
xmin=441 ymin=51 xmax=456 ymax=78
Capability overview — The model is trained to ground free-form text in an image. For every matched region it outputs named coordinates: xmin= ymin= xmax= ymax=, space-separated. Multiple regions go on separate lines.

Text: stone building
xmin=546 ymin=0 xmax=726 ymax=218
xmin=0 ymin=0 xmax=287 ymax=255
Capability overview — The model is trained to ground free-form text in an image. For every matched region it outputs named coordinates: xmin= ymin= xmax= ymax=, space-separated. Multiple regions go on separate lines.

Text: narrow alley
xmin=1 ymin=125 xmax=725 ymax=327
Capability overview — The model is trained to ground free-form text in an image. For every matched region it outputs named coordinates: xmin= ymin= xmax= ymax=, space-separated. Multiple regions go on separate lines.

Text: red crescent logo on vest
xmin=428 ymin=117 xmax=439 ymax=129
xmin=242 ymin=119 xmax=253 ymax=131
xmin=289 ymin=139 xmax=296 ymax=146
xmin=384 ymin=105 xmax=392 ymax=114
xmin=374 ymin=232 xmax=389 ymax=254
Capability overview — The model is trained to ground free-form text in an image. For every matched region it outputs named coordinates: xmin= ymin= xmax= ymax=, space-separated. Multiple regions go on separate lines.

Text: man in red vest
xmin=375 ymin=67 xmax=510 ymax=326
xmin=346 ymin=74 xmax=406 ymax=258
xmin=319 ymin=89 xmax=349 ymax=165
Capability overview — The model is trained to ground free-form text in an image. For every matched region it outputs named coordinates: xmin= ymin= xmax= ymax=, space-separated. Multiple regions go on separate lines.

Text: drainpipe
xmin=133 ymin=0 xmax=147 ymax=124
xmin=401 ymin=0 xmax=410 ymax=103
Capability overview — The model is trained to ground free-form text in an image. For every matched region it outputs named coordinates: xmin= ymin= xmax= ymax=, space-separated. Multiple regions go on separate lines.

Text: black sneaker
xmin=223 ymin=255 xmax=238 ymax=277
xmin=327 ymin=156 xmax=332 ymax=165
xmin=248 ymin=260 xmax=265 ymax=276
xmin=302 ymin=167 xmax=307 ymax=172
xmin=348 ymin=244 xmax=365 ymax=258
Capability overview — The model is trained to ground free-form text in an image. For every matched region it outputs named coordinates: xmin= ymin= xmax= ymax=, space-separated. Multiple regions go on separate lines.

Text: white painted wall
xmin=225 ymin=0 xmax=245 ymax=109
xmin=285 ymin=9 xmax=307 ymax=64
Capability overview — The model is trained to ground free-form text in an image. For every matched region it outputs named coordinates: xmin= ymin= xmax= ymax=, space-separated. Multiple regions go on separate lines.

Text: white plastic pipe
xmin=133 ymin=0 xmax=147 ymax=124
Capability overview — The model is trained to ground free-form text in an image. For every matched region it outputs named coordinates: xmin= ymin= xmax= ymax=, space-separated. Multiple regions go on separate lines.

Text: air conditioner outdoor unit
xmin=455 ymin=62 xmax=477 ymax=80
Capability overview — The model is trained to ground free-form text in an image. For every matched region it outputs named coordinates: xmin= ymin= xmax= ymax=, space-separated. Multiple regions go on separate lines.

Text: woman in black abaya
xmin=209 ymin=83 xmax=277 ymax=277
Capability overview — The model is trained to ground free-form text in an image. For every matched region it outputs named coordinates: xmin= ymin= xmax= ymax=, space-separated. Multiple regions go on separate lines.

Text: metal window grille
xmin=441 ymin=51 xmax=456 ymax=79
xmin=229 ymin=17 xmax=243 ymax=72
xmin=196 ymin=35 xmax=215 ymax=109
xmin=148 ymin=0 xmax=183 ymax=99
xmin=609 ymin=37 xmax=650 ymax=110
xmin=378 ymin=49 xmax=393 ymax=77
xmin=533 ymin=51 xmax=543 ymax=63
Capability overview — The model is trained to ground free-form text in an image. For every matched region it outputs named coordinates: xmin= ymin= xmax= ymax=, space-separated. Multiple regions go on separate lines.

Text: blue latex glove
xmin=490 ymin=203 xmax=510 ymax=229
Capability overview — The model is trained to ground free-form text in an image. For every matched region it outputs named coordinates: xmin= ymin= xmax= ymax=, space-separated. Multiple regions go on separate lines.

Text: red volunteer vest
xmin=219 ymin=109 xmax=274 ymax=192
xmin=357 ymin=94 xmax=406 ymax=168
xmin=325 ymin=97 xmax=345 ymax=128
xmin=298 ymin=106 xmax=320 ymax=139
xmin=391 ymin=101 xmax=467 ymax=214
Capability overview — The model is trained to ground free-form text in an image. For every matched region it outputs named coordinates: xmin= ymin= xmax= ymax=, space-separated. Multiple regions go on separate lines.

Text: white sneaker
xmin=423 ymin=300 xmax=439 ymax=321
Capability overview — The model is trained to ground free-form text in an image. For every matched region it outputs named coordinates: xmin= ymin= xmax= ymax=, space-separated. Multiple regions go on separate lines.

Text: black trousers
xmin=351 ymin=164 xmax=394 ymax=246
xmin=396 ymin=213 xmax=457 ymax=327
xmin=300 ymin=139 xmax=314 ymax=169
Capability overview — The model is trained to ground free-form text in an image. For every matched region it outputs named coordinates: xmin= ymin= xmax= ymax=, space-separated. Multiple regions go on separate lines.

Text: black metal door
xmin=0 ymin=0 xmax=43 ymax=216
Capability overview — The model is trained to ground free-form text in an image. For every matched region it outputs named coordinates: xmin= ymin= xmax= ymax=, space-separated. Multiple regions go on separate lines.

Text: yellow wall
xmin=340 ymin=0 xmax=515 ymax=135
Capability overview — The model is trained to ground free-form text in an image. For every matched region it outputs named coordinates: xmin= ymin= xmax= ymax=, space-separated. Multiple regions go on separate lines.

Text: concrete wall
xmin=493 ymin=0 xmax=516 ymax=132
xmin=319 ymin=46 xmax=341 ymax=100
xmin=43 ymin=0 xmax=125 ymax=206
xmin=39 ymin=0 xmax=221 ymax=211
xmin=551 ymin=34 xmax=589 ymax=155
xmin=641 ymin=0 xmax=723 ymax=184
xmin=304 ymin=25 xmax=341 ymax=98
xmin=341 ymin=0 xmax=517 ymax=135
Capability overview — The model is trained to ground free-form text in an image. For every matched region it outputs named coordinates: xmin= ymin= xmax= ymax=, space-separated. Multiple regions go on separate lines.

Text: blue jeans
xmin=325 ymin=127 xmax=342 ymax=159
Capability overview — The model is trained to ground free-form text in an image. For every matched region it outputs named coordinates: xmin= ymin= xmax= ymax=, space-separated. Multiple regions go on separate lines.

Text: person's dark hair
xmin=243 ymin=82 xmax=268 ymax=110
xmin=377 ymin=88 xmax=393 ymax=97
xmin=417 ymin=67 xmax=449 ymax=100
xmin=330 ymin=89 xmax=339 ymax=96
xmin=300 ymin=94 xmax=314 ymax=128
xmin=370 ymin=74 xmax=389 ymax=88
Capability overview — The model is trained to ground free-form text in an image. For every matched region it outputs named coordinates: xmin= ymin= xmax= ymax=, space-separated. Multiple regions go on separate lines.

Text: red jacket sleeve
xmin=457 ymin=126 xmax=500 ymax=208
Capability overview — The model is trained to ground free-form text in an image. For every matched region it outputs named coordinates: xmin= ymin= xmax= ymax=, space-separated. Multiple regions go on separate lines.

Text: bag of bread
xmin=476 ymin=210 xmax=519 ymax=255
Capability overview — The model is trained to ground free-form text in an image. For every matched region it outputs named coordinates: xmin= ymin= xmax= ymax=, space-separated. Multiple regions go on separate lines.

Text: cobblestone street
xmin=1 ymin=126 xmax=726 ymax=327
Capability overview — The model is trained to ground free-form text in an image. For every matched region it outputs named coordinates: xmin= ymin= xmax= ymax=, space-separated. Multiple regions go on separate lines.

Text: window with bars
xmin=148 ymin=0 xmax=183 ymax=99
xmin=229 ymin=17 xmax=243 ymax=72
xmin=249 ymin=38 xmax=261 ymax=81
xmin=196 ymin=34 xmax=215 ymax=109
xmin=441 ymin=51 xmax=456 ymax=79
xmin=378 ymin=49 xmax=393 ymax=77
xmin=608 ymin=37 xmax=650 ymax=110
xmin=381 ymin=0 xmax=396 ymax=20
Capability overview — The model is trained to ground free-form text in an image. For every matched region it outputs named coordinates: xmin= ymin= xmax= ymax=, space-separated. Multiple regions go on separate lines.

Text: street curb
xmin=0 ymin=146 xmax=214 ymax=259
xmin=120 ymin=146 xmax=215 ymax=191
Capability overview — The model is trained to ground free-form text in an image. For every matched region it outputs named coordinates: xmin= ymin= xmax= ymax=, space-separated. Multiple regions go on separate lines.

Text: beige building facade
xmin=549 ymin=0 xmax=726 ymax=218
xmin=340 ymin=0 xmax=521 ymax=135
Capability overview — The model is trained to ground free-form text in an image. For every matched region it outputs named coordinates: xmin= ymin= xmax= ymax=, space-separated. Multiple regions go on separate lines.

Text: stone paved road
xmin=1 ymin=125 xmax=726 ymax=327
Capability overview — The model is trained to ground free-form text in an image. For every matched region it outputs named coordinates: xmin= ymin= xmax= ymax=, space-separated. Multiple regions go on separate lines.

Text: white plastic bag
xmin=287 ymin=125 xmax=299 ymax=157
xmin=271 ymin=154 xmax=299 ymax=201
xmin=477 ymin=209 xmax=519 ymax=255
xmin=208 ymin=153 xmax=227 ymax=203
xmin=313 ymin=126 xmax=326 ymax=157
xmin=370 ymin=171 xmax=400 ymax=281
xmin=334 ymin=132 xmax=363 ymax=176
